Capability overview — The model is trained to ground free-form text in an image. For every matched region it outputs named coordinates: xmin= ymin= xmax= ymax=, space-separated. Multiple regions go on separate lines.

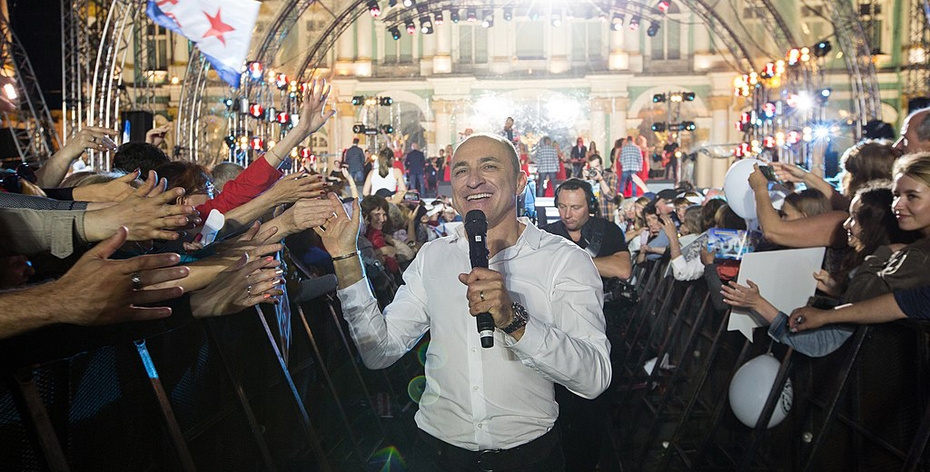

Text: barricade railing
xmin=616 ymin=256 xmax=930 ymax=471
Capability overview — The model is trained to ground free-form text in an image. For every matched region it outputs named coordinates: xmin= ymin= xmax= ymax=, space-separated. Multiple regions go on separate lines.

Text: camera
xmin=586 ymin=168 xmax=600 ymax=179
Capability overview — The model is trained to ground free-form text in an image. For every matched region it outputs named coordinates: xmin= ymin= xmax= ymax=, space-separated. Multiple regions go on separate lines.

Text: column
xmin=489 ymin=21 xmax=512 ymax=75
xmin=337 ymin=102 xmax=357 ymax=150
xmin=607 ymin=26 xmax=628 ymax=70
xmin=356 ymin=13 xmax=373 ymax=77
xmin=698 ymin=95 xmax=731 ymax=188
xmin=420 ymin=30 xmax=436 ymax=76
xmin=590 ymin=98 xmax=609 ymax=151
xmin=609 ymin=97 xmax=630 ymax=144
xmin=334 ymin=26 xmax=355 ymax=77
xmin=433 ymin=16 xmax=453 ymax=73
xmin=624 ymin=25 xmax=642 ymax=72
xmin=549 ymin=24 xmax=570 ymax=74
xmin=432 ymin=100 xmax=453 ymax=149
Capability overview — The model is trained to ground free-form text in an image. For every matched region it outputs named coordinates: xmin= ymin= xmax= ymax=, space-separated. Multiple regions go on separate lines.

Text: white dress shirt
xmin=337 ymin=218 xmax=611 ymax=451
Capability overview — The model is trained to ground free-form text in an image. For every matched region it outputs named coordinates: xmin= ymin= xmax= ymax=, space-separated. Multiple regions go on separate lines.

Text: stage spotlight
xmin=405 ymin=18 xmax=416 ymax=34
xmin=682 ymin=92 xmax=695 ymax=101
xmin=629 ymin=16 xmax=640 ymax=31
xmin=403 ymin=0 xmax=413 ymax=7
xmin=380 ymin=124 xmax=394 ymax=134
xmin=551 ymin=9 xmax=562 ymax=27
xmin=351 ymin=95 xmax=365 ymax=106
xmin=224 ymin=135 xmax=236 ymax=148
xmin=813 ymin=125 xmax=831 ymax=139
xmin=420 ymin=15 xmax=433 ymax=34
xmin=653 ymin=93 xmax=666 ymax=103
xmin=389 ymin=26 xmax=401 ymax=40
xmin=816 ymin=88 xmax=832 ymax=105
xmin=434 ymin=11 xmax=443 ymax=25
xmin=352 ymin=124 xmax=365 ymax=134
xmin=818 ymin=88 xmax=832 ymax=99
xmin=481 ymin=10 xmax=493 ymax=28
xmin=813 ymin=40 xmax=832 ymax=57
xmin=367 ymin=0 xmax=381 ymax=17
xmin=247 ymin=61 xmax=264 ymax=81
xmin=611 ymin=12 xmax=624 ymax=31
xmin=223 ymin=97 xmax=235 ymax=109
xmin=467 ymin=7 xmax=477 ymax=22
xmin=364 ymin=96 xmax=378 ymax=107
xmin=657 ymin=0 xmax=671 ymax=13
xmin=450 ymin=9 xmax=460 ymax=23
xmin=249 ymin=103 xmax=264 ymax=119
xmin=647 ymin=21 xmax=660 ymax=37
xmin=503 ymin=7 xmax=513 ymax=21
xmin=651 ymin=122 xmax=667 ymax=132
xmin=380 ymin=96 xmax=394 ymax=106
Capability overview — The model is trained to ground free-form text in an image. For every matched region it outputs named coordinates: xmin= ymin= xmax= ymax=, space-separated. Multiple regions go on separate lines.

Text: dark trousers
xmin=555 ymin=385 xmax=614 ymax=472
xmin=408 ymin=428 xmax=566 ymax=472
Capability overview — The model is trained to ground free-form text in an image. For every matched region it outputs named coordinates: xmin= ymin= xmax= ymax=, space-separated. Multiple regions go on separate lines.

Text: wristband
xmin=331 ymin=251 xmax=360 ymax=261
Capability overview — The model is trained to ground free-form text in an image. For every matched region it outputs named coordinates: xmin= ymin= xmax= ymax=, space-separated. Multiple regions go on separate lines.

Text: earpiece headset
xmin=554 ymin=178 xmax=599 ymax=216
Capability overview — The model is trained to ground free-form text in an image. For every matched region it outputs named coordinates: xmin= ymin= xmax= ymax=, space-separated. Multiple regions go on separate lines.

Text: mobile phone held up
xmin=758 ymin=165 xmax=778 ymax=181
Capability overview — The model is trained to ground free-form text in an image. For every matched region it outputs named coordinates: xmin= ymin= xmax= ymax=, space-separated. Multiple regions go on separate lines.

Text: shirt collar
xmin=448 ymin=217 xmax=540 ymax=250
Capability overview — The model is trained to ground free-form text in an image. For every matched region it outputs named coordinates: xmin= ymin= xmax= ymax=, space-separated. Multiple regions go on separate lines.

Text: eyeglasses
xmin=0 ymin=164 xmax=37 ymax=193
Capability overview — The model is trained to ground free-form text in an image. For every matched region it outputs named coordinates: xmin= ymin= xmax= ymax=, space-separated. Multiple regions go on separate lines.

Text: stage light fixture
xmin=405 ymin=18 xmax=416 ymax=34
xmin=647 ymin=21 xmax=660 ymax=37
xmin=434 ymin=11 xmax=444 ymax=25
xmin=420 ymin=15 xmax=433 ymax=34
xmin=481 ymin=11 xmax=493 ymax=28
xmin=653 ymin=94 xmax=666 ymax=103
xmin=367 ymin=0 xmax=381 ymax=17
xmin=249 ymin=103 xmax=264 ymax=118
xmin=629 ymin=16 xmax=640 ymax=31
xmin=274 ymin=73 xmax=288 ymax=90
xmin=599 ymin=10 xmax=608 ymax=22
xmin=389 ymin=26 xmax=401 ymax=40
xmin=657 ymin=0 xmax=671 ymax=13
xmin=681 ymin=121 xmax=696 ymax=131
xmin=352 ymin=124 xmax=365 ymax=134
xmin=816 ymin=88 xmax=831 ymax=105
xmin=224 ymin=135 xmax=236 ymax=148
xmin=467 ymin=7 xmax=477 ymax=21
xmin=380 ymin=124 xmax=394 ymax=134
xmin=276 ymin=112 xmax=290 ymax=125
xmin=651 ymin=122 xmax=667 ymax=132
xmin=813 ymin=40 xmax=832 ymax=57
xmin=551 ymin=9 xmax=562 ymax=27
xmin=247 ymin=62 xmax=264 ymax=81
xmin=403 ymin=0 xmax=413 ymax=7
xmin=380 ymin=96 xmax=394 ymax=106
xmin=365 ymin=97 xmax=379 ymax=107
xmin=611 ymin=13 xmax=624 ymax=31
xmin=503 ymin=7 xmax=513 ymax=21
xmin=450 ymin=9 xmax=460 ymax=23
xmin=682 ymin=92 xmax=695 ymax=101
xmin=351 ymin=95 xmax=364 ymax=106
xmin=223 ymin=97 xmax=235 ymax=108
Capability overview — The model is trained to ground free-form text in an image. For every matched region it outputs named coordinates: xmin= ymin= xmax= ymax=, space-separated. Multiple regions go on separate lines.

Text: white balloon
xmin=728 ymin=353 xmax=793 ymax=428
xmin=723 ymin=159 xmax=764 ymax=220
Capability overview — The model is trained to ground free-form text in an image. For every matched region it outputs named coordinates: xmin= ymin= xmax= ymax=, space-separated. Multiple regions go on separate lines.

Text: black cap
xmin=656 ymin=189 xmax=678 ymax=201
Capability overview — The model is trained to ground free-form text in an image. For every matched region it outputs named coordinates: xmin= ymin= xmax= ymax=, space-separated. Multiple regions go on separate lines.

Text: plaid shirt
xmin=596 ymin=171 xmax=619 ymax=219
xmin=620 ymin=144 xmax=643 ymax=172
xmin=534 ymin=143 xmax=560 ymax=173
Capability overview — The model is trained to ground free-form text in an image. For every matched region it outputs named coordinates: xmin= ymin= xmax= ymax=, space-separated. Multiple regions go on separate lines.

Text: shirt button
xmin=477 ymin=423 xmax=483 ymax=428
xmin=473 ymin=386 xmax=479 ymax=391
xmin=471 ymin=348 xmax=477 ymax=353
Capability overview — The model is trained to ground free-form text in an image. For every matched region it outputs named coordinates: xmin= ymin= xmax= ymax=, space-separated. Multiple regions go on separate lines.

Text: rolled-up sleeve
xmin=0 ymin=207 xmax=87 ymax=258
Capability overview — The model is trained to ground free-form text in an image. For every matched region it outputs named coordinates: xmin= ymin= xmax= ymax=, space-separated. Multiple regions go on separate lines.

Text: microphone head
xmin=464 ymin=209 xmax=487 ymax=236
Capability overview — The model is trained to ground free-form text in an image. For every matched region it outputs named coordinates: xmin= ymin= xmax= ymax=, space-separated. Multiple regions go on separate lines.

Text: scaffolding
xmin=905 ymin=0 xmax=930 ymax=99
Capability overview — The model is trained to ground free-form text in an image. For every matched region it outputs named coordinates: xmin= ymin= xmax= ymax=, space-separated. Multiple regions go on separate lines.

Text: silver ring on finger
xmin=795 ymin=315 xmax=805 ymax=324
xmin=90 ymin=136 xmax=98 ymax=144
xmin=479 ymin=290 xmax=485 ymax=302
xmin=130 ymin=272 xmax=143 ymax=290
xmin=247 ymin=285 xmax=253 ymax=297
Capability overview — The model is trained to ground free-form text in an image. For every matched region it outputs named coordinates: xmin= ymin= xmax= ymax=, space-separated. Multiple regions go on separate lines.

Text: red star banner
xmin=146 ymin=0 xmax=260 ymax=87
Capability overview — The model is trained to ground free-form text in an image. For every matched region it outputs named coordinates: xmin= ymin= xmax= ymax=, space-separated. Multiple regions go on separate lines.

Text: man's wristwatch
xmin=502 ymin=302 xmax=529 ymax=335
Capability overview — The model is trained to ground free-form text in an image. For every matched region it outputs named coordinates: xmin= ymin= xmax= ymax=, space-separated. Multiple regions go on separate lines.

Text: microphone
xmin=464 ymin=210 xmax=496 ymax=349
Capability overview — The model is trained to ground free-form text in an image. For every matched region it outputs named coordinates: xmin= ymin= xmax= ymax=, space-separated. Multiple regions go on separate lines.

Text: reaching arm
xmin=593 ymin=251 xmax=632 ymax=279
xmin=789 ymin=294 xmax=905 ymax=333
xmin=36 ymin=127 xmax=118 ymax=188
xmin=750 ymin=164 xmax=847 ymax=247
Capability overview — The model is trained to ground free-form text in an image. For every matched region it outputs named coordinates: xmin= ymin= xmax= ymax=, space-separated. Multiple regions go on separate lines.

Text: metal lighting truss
xmin=0 ymin=9 xmax=60 ymax=165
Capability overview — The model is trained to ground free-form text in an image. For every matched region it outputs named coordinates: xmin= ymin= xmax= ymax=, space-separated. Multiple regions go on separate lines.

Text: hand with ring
xmin=189 ymin=254 xmax=285 ymax=318
xmin=788 ymin=306 xmax=829 ymax=332
xmin=458 ymin=267 xmax=516 ymax=332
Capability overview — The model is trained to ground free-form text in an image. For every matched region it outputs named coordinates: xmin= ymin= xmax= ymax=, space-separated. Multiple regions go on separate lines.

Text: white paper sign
xmin=727 ymin=247 xmax=826 ymax=341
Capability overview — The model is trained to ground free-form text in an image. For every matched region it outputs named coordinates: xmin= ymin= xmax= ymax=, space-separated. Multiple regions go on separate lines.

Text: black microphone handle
xmin=477 ymin=313 xmax=495 ymax=348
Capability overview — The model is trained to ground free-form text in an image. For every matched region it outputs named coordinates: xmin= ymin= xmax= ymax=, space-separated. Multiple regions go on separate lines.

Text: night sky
xmin=9 ymin=0 xmax=63 ymax=109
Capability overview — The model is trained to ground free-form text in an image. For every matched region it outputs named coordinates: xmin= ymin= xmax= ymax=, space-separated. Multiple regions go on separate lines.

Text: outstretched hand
xmin=293 ymin=78 xmax=336 ymax=139
xmin=86 ymin=170 xmax=201 ymax=242
xmin=189 ymin=255 xmax=284 ymax=318
xmin=748 ymin=163 xmax=768 ymax=193
xmin=312 ymin=193 xmax=361 ymax=256
xmin=54 ymin=227 xmax=188 ymax=325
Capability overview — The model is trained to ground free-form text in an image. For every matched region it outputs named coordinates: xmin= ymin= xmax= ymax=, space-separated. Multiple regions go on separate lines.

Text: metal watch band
xmin=502 ymin=302 xmax=529 ymax=334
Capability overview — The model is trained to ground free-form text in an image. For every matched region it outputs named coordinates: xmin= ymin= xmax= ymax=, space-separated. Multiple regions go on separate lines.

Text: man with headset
xmin=543 ymin=178 xmax=632 ymax=471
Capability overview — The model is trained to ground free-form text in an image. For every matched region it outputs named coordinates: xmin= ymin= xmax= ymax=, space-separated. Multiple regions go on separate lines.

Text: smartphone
xmin=403 ymin=190 xmax=420 ymax=203
xmin=758 ymin=165 xmax=778 ymax=181
xmin=100 ymin=136 xmax=118 ymax=151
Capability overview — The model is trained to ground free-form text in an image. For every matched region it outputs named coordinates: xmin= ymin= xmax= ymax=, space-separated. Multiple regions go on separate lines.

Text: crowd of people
xmin=6 ymin=80 xmax=930 ymax=470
